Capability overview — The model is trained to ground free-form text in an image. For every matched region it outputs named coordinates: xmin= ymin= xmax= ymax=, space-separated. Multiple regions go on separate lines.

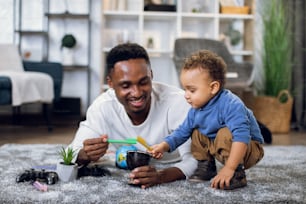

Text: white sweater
xmin=69 ymin=81 xmax=197 ymax=177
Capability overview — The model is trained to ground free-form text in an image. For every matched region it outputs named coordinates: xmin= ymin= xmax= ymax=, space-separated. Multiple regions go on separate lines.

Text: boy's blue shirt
xmin=165 ymin=89 xmax=264 ymax=152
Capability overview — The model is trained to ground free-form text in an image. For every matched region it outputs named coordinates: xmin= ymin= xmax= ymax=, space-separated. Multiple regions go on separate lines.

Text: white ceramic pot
xmin=61 ymin=48 xmax=74 ymax=65
xmin=56 ymin=162 xmax=78 ymax=182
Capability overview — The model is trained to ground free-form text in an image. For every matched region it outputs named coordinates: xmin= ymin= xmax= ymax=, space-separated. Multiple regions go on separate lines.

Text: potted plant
xmin=61 ymin=34 xmax=77 ymax=49
xmin=61 ymin=34 xmax=77 ymax=65
xmin=250 ymin=0 xmax=293 ymax=133
xmin=56 ymin=146 xmax=78 ymax=182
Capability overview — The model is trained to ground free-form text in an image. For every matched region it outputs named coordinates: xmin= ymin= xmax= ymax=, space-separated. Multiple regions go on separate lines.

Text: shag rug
xmin=0 ymin=144 xmax=305 ymax=204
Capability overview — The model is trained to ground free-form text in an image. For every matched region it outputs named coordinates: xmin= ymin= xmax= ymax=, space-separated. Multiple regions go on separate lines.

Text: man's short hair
xmin=106 ymin=43 xmax=151 ymax=76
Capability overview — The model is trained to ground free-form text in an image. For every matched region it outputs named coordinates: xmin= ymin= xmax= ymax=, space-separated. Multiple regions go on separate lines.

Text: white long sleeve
xmin=69 ymin=81 xmax=197 ymax=177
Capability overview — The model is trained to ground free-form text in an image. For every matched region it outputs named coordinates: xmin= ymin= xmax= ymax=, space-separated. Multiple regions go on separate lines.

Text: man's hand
xmin=129 ymin=166 xmax=160 ymax=189
xmin=129 ymin=166 xmax=185 ymax=189
xmin=76 ymin=135 xmax=109 ymax=165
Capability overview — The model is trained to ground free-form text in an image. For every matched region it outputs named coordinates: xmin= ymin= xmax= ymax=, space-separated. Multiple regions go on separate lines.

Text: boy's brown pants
xmin=191 ymin=128 xmax=264 ymax=169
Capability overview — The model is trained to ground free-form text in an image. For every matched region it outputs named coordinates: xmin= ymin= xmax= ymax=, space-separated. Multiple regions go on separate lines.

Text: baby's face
xmin=180 ymin=68 xmax=218 ymax=109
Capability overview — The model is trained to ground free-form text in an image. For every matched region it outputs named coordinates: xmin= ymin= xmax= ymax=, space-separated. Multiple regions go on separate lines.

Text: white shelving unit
xmin=14 ymin=0 xmax=49 ymax=61
xmin=46 ymin=0 xmax=92 ymax=107
xmin=101 ymin=0 xmax=255 ymax=87
xmin=14 ymin=0 xmax=93 ymax=109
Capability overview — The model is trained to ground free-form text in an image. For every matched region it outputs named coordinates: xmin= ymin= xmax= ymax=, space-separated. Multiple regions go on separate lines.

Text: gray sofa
xmin=173 ymin=38 xmax=253 ymax=97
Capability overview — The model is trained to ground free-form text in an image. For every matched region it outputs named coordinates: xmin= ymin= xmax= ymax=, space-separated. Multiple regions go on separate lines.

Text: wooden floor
xmin=0 ymin=114 xmax=80 ymax=146
xmin=0 ymin=114 xmax=306 ymax=146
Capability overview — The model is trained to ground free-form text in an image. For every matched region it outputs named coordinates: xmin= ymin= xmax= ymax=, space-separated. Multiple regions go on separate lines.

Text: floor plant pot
xmin=250 ymin=90 xmax=293 ymax=134
xmin=56 ymin=162 xmax=78 ymax=182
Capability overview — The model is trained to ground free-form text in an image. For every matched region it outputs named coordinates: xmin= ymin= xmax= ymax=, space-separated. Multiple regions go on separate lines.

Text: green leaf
xmin=261 ymin=0 xmax=292 ymax=97
xmin=58 ymin=146 xmax=76 ymax=165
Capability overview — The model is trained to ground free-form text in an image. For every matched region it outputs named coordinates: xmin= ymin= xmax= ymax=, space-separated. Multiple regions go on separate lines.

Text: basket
xmin=251 ymin=90 xmax=293 ymax=134
xmin=221 ymin=6 xmax=250 ymax=14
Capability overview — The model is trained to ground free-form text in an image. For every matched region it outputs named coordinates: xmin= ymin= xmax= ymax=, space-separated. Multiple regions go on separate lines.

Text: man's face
xmin=107 ymin=58 xmax=153 ymax=117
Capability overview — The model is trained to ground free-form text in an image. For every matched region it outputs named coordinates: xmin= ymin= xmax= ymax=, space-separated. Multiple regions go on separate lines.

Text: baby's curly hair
xmin=182 ymin=50 xmax=227 ymax=88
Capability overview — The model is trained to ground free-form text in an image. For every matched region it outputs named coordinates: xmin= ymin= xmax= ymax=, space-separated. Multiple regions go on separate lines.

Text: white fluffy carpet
xmin=0 ymin=144 xmax=305 ymax=203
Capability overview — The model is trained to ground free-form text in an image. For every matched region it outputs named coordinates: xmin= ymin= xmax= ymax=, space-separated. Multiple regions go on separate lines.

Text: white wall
xmin=0 ymin=0 xmax=14 ymax=43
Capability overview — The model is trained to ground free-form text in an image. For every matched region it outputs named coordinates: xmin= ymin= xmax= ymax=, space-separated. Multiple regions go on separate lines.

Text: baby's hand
xmin=148 ymin=144 xmax=164 ymax=159
xmin=148 ymin=142 xmax=169 ymax=159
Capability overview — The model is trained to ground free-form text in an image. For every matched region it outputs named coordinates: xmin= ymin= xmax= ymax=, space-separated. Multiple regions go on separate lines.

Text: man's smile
xmin=128 ymin=96 xmax=146 ymax=108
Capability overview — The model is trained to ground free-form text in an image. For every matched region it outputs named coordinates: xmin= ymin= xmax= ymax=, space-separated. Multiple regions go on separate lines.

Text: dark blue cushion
xmin=0 ymin=77 xmax=12 ymax=104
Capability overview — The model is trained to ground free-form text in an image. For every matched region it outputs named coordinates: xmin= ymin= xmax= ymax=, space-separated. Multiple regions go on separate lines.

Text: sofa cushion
xmin=0 ymin=76 xmax=12 ymax=104
xmin=0 ymin=76 xmax=11 ymax=89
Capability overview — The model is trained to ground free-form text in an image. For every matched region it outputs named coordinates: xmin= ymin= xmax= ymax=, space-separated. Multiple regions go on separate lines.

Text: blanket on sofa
xmin=0 ymin=44 xmax=53 ymax=106
xmin=0 ymin=144 xmax=305 ymax=203
xmin=0 ymin=72 xmax=54 ymax=106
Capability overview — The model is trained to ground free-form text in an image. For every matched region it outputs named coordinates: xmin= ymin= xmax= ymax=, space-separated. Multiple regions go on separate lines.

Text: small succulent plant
xmin=58 ymin=147 xmax=76 ymax=165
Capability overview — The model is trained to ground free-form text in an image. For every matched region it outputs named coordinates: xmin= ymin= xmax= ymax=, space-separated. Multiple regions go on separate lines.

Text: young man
xmin=68 ymin=43 xmax=197 ymax=189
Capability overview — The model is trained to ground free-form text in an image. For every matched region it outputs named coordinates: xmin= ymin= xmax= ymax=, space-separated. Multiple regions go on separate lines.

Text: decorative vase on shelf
xmin=61 ymin=34 xmax=77 ymax=66
xmin=147 ymin=37 xmax=154 ymax=49
xmin=61 ymin=47 xmax=74 ymax=65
